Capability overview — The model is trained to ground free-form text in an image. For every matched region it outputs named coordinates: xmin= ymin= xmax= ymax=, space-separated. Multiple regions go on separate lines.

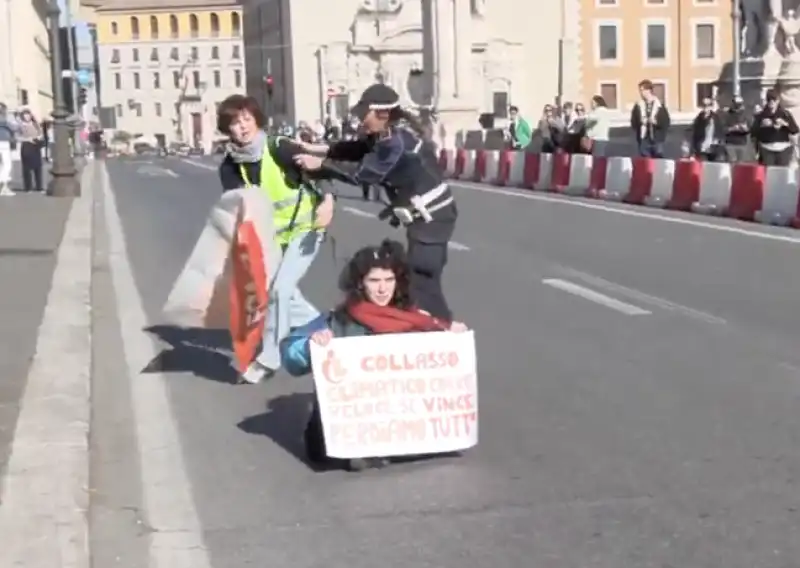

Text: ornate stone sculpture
xmin=360 ymin=0 xmax=401 ymax=13
xmin=779 ymin=10 xmax=800 ymax=54
xmin=471 ymin=0 xmax=486 ymax=17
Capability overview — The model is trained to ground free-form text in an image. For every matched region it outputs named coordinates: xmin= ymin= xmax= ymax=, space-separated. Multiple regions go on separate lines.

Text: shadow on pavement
xmin=142 ymin=324 xmax=237 ymax=384
xmin=237 ymin=393 xmax=328 ymax=469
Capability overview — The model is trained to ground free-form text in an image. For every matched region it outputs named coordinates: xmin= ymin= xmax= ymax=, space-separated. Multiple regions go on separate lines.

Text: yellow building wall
xmin=96 ymin=9 xmax=242 ymax=43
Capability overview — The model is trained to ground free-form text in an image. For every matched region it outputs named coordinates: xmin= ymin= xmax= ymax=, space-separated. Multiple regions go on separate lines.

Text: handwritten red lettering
xmin=361 ymin=351 xmax=459 ymax=373
xmin=327 ymin=378 xmax=427 ymax=402
xmin=329 ymin=400 xmax=392 ymax=419
xmin=428 ymin=412 xmax=477 ymax=439
xmin=330 ymin=419 xmax=427 ymax=446
xmin=421 ymin=394 xmax=475 ymax=413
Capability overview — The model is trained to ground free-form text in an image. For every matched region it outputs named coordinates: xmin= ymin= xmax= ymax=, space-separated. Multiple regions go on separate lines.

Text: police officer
xmin=293 ymin=84 xmax=457 ymax=321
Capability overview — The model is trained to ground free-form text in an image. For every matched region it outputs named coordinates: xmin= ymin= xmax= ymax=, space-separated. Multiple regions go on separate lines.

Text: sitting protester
xmin=280 ymin=239 xmax=468 ymax=471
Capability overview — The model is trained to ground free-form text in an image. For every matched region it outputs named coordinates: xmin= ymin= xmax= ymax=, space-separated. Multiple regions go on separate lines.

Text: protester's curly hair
xmin=338 ymin=239 xmax=412 ymax=309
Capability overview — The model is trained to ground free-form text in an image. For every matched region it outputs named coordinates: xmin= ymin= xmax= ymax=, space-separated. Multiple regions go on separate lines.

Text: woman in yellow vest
xmin=217 ymin=95 xmax=336 ymax=384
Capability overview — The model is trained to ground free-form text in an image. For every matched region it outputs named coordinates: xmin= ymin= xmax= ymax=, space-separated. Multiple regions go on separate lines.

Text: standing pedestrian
xmin=752 ymin=90 xmax=799 ymax=166
xmin=631 ymin=79 xmax=671 ymax=158
xmin=0 ymin=103 xmax=18 ymax=196
xmin=17 ymin=110 xmax=44 ymax=192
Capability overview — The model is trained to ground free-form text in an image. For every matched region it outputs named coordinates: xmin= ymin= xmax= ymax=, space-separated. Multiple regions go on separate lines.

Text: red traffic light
xmin=265 ymin=75 xmax=273 ymax=85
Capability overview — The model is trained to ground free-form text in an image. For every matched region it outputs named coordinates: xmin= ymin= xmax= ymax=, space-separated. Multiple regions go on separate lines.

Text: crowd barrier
xmin=438 ymin=149 xmax=800 ymax=228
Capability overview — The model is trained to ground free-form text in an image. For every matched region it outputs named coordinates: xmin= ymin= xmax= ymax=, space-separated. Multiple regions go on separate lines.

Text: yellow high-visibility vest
xmin=240 ymin=137 xmax=316 ymax=245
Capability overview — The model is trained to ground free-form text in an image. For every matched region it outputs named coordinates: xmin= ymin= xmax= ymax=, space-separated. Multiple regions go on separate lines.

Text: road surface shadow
xmin=237 ymin=392 xmax=332 ymax=470
xmin=237 ymin=393 xmax=464 ymax=471
xmin=142 ymin=324 xmax=237 ymax=384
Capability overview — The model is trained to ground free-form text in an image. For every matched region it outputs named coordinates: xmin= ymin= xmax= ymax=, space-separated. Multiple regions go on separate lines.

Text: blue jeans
xmin=256 ymin=230 xmax=324 ymax=369
xmin=638 ymin=139 xmax=664 ymax=158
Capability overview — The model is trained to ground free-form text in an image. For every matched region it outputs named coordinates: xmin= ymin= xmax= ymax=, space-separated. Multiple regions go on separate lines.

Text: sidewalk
xmin=0 ymin=162 xmax=93 ymax=567
xmin=0 ymin=194 xmax=72 ymax=477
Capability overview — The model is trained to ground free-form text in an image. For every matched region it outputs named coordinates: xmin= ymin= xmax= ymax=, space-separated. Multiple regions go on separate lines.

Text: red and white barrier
xmin=438 ymin=149 xmax=800 ymax=230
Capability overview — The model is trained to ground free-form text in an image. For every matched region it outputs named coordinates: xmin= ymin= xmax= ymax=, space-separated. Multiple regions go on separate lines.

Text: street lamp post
xmin=47 ymin=0 xmax=80 ymax=197
xmin=732 ymin=0 xmax=742 ymax=99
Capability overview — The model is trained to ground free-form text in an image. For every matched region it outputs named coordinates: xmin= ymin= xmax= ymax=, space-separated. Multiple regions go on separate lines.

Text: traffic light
xmin=265 ymin=75 xmax=274 ymax=99
xmin=78 ymin=87 xmax=87 ymax=106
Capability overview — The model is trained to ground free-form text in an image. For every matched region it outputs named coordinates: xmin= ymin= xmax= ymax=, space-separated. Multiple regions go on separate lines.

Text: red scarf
xmin=346 ymin=301 xmax=449 ymax=334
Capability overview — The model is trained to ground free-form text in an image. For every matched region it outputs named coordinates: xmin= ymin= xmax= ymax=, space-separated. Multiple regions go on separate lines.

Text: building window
xmin=135 ymin=104 xmax=142 ymax=118
xmin=652 ymin=81 xmax=667 ymax=102
xmin=169 ymin=14 xmax=179 ymax=38
xmin=150 ymin=48 xmax=158 ymax=62
xmin=599 ymin=83 xmax=618 ymax=109
xmin=213 ymin=70 xmax=221 ymax=87
xmin=173 ymin=71 xmax=181 ymax=88
xmin=193 ymin=70 xmax=200 ymax=88
xmin=232 ymin=45 xmax=241 ymax=59
xmin=114 ymin=73 xmax=121 ymax=89
xmin=116 ymin=104 xmax=122 ymax=117
xmin=598 ymin=0 xmax=616 ymax=4
xmin=111 ymin=21 xmax=118 ymax=35
xmin=492 ymin=92 xmax=509 ymax=118
xmin=150 ymin=15 xmax=159 ymax=39
xmin=234 ymin=69 xmax=241 ymax=88
xmin=646 ymin=23 xmax=667 ymax=60
xmin=695 ymin=23 xmax=716 ymax=60
xmin=646 ymin=0 xmax=665 ymax=4
xmin=695 ymin=81 xmax=715 ymax=107
xmin=597 ymin=24 xmax=618 ymax=61
xmin=155 ymin=102 xmax=162 ymax=117
xmin=191 ymin=46 xmax=199 ymax=60
xmin=232 ymin=12 xmax=241 ymax=36
xmin=111 ymin=48 xmax=120 ymax=63
xmin=19 ymin=89 xmax=28 ymax=106
xmin=153 ymin=72 xmax=161 ymax=89
xmin=189 ymin=14 xmax=199 ymax=38
xmin=133 ymin=72 xmax=141 ymax=89
xmin=211 ymin=46 xmax=219 ymax=59
xmin=210 ymin=13 xmax=220 ymax=37
xmin=170 ymin=47 xmax=179 ymax=61
xmin=130 ymin=16 xmax=140 ymax=40
xmin=132 ymin=48 xmax=139 ymax=62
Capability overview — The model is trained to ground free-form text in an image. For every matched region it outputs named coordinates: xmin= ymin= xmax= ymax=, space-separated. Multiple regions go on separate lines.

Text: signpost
xmin=77 ymin=69 xmax=91 ymax=87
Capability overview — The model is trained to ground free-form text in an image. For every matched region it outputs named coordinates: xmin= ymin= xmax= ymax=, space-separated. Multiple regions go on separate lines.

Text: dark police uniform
xmin=320 ymin=84 xmax=457 ymax=320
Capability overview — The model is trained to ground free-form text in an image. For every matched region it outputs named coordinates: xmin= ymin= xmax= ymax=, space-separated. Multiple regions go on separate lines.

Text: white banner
xmin=310 ymin=331 xmax=478 ymax=459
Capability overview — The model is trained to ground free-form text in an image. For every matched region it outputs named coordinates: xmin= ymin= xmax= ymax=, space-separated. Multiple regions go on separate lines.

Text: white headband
xmin=369 ymin=102 xmax=400 ymax=110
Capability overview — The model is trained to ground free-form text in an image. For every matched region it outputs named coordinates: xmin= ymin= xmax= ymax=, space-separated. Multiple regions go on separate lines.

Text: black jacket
xmin=690 ymin=110 xmax=724 ymax=155
xmin=630 ymin=101 xmax=671 ymax=143
xmin=722 ymin=106 xmax=752 ymax=146
xmin=322 ymin=127 xmax=457 ymax=243
xmin=752 ymin=106 xmax=800 ymax=146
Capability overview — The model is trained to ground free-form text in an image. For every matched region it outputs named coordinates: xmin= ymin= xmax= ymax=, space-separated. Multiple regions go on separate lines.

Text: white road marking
xmin=554 ymin=265 xmax=727 ymax=325
xmin=179 ymin=158 xmax=216 ymax=171
xmin=163 ymin=167 xmax=179 ymax=178
xmin=0 ymin=167 xmax=93 ymax=566
xmin=100 ymin=165 xmax=213 ymax=568
xmin=342 ymin=206 xmax=471 ymax=250
xmin=453 ymin=181 xmax=800 ymax=245
xmin=542 ymin=278 xmax=652 ymax=316
xmin=342 ymin=205 xmax=375 ymax=218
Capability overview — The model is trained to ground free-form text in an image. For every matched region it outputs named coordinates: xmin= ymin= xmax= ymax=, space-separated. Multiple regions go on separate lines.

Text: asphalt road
xmin=93 ymin=154 xmax=800 ymax=568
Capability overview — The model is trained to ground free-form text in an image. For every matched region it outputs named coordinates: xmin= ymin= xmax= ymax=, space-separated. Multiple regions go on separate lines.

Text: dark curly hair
xmin=337 ymin=239 xmax=412 ymax=309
